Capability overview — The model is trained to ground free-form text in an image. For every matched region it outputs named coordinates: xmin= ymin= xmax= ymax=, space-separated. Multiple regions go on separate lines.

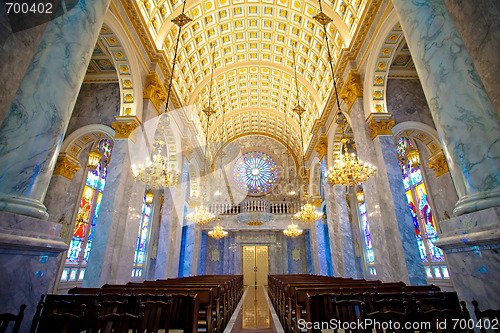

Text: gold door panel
xmin=242 ymin=246 xmax=268 ymax=285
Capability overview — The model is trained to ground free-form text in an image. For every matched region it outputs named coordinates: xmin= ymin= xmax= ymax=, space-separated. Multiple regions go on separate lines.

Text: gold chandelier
xmin=186 ymin=202 xmax=215 ymax=225
xmin=283 ymin=222 xmax=303 ymax=238
xmin=325 ymin=138 xmax=376 ymax=186
xmin=131 ymin=145 xmax=180 ymax=188
xmin=293 ymin=194 xmax=323 ymax=224
xmin=208 ymin=221 xmax=228 ymax=239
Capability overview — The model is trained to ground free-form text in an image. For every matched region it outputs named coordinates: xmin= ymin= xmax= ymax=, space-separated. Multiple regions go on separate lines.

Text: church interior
xmin=1 ymin=0 xmax=500 ymax=331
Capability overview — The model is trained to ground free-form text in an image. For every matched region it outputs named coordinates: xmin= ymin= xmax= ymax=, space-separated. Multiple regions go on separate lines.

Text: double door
xmin=242 ymin=246 xmax=269 ymax=285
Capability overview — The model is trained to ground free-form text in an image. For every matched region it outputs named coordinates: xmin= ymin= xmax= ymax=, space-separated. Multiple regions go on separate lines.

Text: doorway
xmin=242 ymin=246 xmax=269 ymax=285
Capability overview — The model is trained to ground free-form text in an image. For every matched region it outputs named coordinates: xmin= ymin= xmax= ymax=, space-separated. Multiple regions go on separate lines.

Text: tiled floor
xmin=226 ymin=286 xmax=283 ymax=333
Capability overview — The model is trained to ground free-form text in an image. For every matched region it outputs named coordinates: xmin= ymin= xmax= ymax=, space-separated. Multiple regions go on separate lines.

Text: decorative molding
xmin=427 ymin=150 xmax=450 ymax=177
xmin=366 ymin=113 xmax=395 ymax=140
xmin=112 ymin=116 xmax=141 ymax=139
xmin=315 ymin=135 xmax=328 ymax=162
xmin=188 ymin=197 xmax=199 ymax=208
xmin=143 ymin=72 xmax=167 ymax=113
xmin=340 ymin=71 xmax=363 ymax=112
xmin=211 ymin=248 xmax=220 ymax=262
xmin=53 ymin=154 xmax=81 ymax=180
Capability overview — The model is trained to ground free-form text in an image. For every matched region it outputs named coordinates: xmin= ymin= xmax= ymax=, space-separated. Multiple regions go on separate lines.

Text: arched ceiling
xmin=134 ymin=0 xmax=370 ymax=156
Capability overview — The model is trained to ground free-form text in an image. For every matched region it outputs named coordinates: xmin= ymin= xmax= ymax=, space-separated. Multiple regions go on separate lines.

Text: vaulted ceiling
xmin=135 ymin=0 xmax=370 ymax=158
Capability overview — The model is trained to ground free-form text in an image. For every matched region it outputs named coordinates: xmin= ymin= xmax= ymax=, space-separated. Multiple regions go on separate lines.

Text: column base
xmin=0 ymin=195 xmax=49 ymax=220
xmin=453 ymin=189 xmax=500 ymax=216
xmin=0 ymin=211 xmax=67 ymax=332
xmin=435 ymin=207 xmax=500 ymax=311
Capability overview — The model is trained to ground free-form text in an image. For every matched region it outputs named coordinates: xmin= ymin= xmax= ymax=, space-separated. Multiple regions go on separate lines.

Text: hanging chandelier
xmin=283 ymin=222 xmax=303 ymax=238
xmin=187 ymin=48 xmax=218 ymax=226
xmin=130 ymin=0 xmax=190 ymax=189
xmin=293 ymin=194 xmax=323 ymax=224
xmin=290 ymin=44 xmax=323 ymax=225
xmin=208 ymin=220 xmax=228 ymax=239
xmin=131 ymin=145 xmax=180 ymax=188
xmin=186 ymin=202 xmax=215 ymax=225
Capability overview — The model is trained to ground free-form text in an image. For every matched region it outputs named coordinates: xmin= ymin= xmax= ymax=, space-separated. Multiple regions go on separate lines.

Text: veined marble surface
xmin=392 ymin=0 xmax=500 ymax=216
xmin=0 ymin=0 xmax=112 ymax=219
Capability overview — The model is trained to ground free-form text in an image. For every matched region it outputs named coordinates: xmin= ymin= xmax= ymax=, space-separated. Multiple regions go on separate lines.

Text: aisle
xmin=225 ymin=286 xmax=284 ymax=333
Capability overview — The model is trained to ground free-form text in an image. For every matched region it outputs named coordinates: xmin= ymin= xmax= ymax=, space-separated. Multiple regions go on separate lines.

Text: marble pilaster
xmin=307 ymin=224 xmax=321 ymax=274
xmin=324 ymin=185 xmax=357 ymax=278
xmin=0 ymin=0 xmax=112 ymax=219
xmin=351 ymin=99 xmax=427 ymax=285
xmin=154 ymin=189 xmax=174 ymax=279
xmin=392 ymin=0 xmax=500 ymax=216
xmin=191 ymin=224 xmax=201 ymax=276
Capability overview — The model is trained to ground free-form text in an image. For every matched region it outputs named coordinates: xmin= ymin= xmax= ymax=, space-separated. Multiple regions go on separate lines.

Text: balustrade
xmin=207 ymin=200 xmax=304 ymax=215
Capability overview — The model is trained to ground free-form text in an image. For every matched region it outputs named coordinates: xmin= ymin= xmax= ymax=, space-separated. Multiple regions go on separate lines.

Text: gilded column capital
xmin=112 ymin=116 xmax=141 ymax=140
xmin=366 ymin=113 xmax=395 ymax=140
xmin=311 ymin=196 xmax=323 ymax=208
xmin=143 ymin=72 xmax=167 ymax=114
xmin=53 ymin=154 xmax=81 ymax=180
xmin=315 ymin=135 xmax=328 ymax=161
xmin=427 ymin=150 xmax=450 ymax=177
xmin=340 ymin=71 xmax=363 ymax=112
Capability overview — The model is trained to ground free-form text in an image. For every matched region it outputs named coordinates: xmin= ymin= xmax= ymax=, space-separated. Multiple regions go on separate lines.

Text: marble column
xmin=154 ymin=188 xmax=174 ymax=279
xmin=442 ymin=0 xmax=500 ymax=118
xmin=307 ymin=226 xmax=320 ymax=274
xmin=0 ymin=0 xmax=112 ymax=220
xmin=191 ymin=225 xmax=202 ymax=276
xmin=392 ymin=0 xmax=500 ymax=217
xmin=324 ymin=185 xmax=357 ymax=278
xmin=351 ymin=100 xmax=427 ymax=285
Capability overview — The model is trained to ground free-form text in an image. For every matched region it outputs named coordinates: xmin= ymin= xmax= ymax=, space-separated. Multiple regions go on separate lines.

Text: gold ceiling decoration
xmin=132 ymin=0 xmax=370 ymax=156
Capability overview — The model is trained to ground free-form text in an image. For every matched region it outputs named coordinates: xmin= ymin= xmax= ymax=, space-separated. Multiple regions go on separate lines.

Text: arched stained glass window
xmin=396 ymin=137 xmax=449 ymax=281
xmin=60 ymin=139 xmax=113 ymax=286
xmin=233 ymin=151 xmax=278 ymax=194
xmin=132 ymin=196 xmax=153 ymax=279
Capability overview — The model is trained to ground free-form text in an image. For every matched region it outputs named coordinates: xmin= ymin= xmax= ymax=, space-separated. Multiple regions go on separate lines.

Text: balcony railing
xmin=207 ymin=199 xmax=304 ymax=215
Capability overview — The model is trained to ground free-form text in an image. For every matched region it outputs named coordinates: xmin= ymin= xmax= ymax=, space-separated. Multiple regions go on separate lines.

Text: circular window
xmin=233 ymin=151 xmax=278 ymax=194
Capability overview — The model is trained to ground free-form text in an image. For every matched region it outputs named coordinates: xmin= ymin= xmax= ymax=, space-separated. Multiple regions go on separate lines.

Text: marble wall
xmin=386 ymin=79 xmax=435 ymax=128
xmin=66 ymin=83 xmax=120 ymax=134
xmin=286 ymin=234 xmax=307 ymax=274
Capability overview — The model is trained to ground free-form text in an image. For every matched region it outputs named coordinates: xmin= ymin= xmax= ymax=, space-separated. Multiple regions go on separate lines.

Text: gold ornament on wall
xmin=143 ymin=73 xmax=168 ymax=113
xmin=427 ymin=150 xmax=450 ymax=177
xmin=112 ymin=119 xmax=140 ymax=139
xmin=53 ymin=155 xmax=81 ymax=180
xmin=367 ymin=114 xmax=395 ymax=140
xmin=340 ymin=71 xmax=363 ymax=112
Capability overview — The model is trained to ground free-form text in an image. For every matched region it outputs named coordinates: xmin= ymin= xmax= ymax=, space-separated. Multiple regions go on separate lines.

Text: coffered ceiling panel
xmin=133 ymin=0 xmax=370 ymax=156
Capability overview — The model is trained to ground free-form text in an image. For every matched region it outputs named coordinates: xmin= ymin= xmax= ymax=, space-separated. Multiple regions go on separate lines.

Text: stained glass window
xmin=132 ymin=197 xmax=153 ymax=278
xmin=396 ymin=137 xmax=447 ymax=281
xmin=233 ymin=151 xmax=278 ymax=194
xmin=358 ymin=201 xmax=376 ymax=267
xmin=60 ymin=139 xmax=112 ymax=284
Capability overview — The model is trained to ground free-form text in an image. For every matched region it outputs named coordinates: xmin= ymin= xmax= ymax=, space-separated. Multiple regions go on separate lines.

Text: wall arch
xmin=392 ymin=121 xmax=443 ymax=158
xmin=60 ymin=124 xmax=115 ymax=163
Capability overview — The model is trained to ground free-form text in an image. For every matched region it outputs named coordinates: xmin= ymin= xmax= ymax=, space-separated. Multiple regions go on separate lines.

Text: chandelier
xmin=283 ymin=222 xmax=303 ymax=238
xmin=187 ymin=48 xmax=218 ymax=226
xmin=186 ymin=201 xmax=215 ymax=225
xmin=130 ymin=0 xmax=190 ymax=189
xmin=325 ymin=138 xmax=376 ymax=186
xmin=293 ymin=194 xmax=323 ymax=224
xmin=289 ymin=44 xmax=323 ymax=225
xmin=131 ymin=145 xmax=180 ymax=188
xmin=208 ymin=221 xmax=228 ymax=239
